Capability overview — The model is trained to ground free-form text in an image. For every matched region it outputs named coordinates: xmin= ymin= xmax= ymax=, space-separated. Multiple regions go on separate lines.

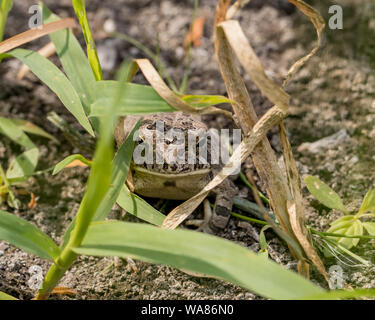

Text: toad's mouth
xmin=132 ymin=165 xmax=211 ymax=178
xmin=127 ymin=165 xmax=213 ymax=200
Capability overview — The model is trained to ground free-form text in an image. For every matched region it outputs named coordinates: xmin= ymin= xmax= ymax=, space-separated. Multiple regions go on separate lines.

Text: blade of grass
xmin=41 ymin=3 xmax=96 ymax=114
xmin=93 ymin=122 xmax=140 ymax=221
xmin=75 ymin=220 xmax=324 ymax=300
xmin=53 ymin=154 xmax=92 ymax=175
xmin=35 ymin=62 xmax=131 ymax=300
xmin=0 ymin=210 xmax=60 ymax=261
xmin=6 ymin=147 xmax=39 ymax=180
xmin=0 ymin=18 xmax=76 ymax=54
xmin=116 ymin=186 xmax=165 ymax=226
xmin=0 ymin=164 xmax=19 ymax=209
xmin=0 ymin=48 xmax=94 ymax=136
xmin=71 ymin=0 xmax=102 ymax=81
xmin=304 ymin=289 xmax=375 ymax=300
xmin=0 ymin=291 xmax=18 ymax=300
xmin=111 ymin=31 xmax=179 ymax=92
xmin=0 ymin=116 xmax=35 ymax=149
xmin=0 ymin=0 xmax=13 ymax=42
xmin=9 ymin=118 xmax=57 ymax=142
xmin=89 ymin=81 xmax=174 ymax=117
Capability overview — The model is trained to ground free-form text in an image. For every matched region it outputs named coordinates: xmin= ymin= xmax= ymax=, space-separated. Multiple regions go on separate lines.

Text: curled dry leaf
xmin=0 ymin=18 xmax=76 ymax=54
xmin=218 ymin=20 xmax=290 ymax=111
xmin=283 ymin=0 xmax=325 ymax=87
xmin=184 ymin=15 xmax=206 ymax=49
xmin=131 ymin=58 xmax=233 ymax=118
xmin=64 ymin=159 xmax=89 ymax=168
xmin=28 ymin=192 xmax=37 ymax=210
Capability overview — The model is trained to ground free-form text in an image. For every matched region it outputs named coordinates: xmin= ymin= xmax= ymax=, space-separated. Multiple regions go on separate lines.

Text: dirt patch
xmin=1 ymin=0 xmax=375 ymax=299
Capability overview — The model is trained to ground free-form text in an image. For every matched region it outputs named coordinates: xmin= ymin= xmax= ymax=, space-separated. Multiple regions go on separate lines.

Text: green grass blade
xmin=6 ymin=147 xmax=39 ymax=180
xmin=71 ymin=0 xmax=102 ymax=81
xmin=0 ymin=48 xmax=94 ymax=136
xmin=53 ymin=154 xmax=92 ymax=175
xmin=89 ymin=81 xmax=174 ymax=117
xmin=303 ymin=289 xmax=375 ymax=300
xmin=41 ymin=3 xmax=96 ymax=113
xmin=181 ymin=94 xmax=233 ymax=108
xmin=304 ymin=175 xmax=348 ymax=213
xmin=116 ymin=186 xmax=165 ymax=226
xmin=93 ymin=123 xmax=139 ymax=221
xmin=0 ymin=210 xmax=60 ymax=261
xmin=0 ymin=291 xmax=18 ymax=300
xmin=358 ymin=189 xmax=375 ymax=215
xmin=61 ymin=121 xmax=139 ymax=247
xmin=61 ymin=62 xmax=132 ymax=248
xmin=0 ymin=0 xmax=13 ymax=42
xmin=8 ymin=118 xmax=57 ymax=142
xmin=0 ymin=116 xmax=35 ymax=149
xmin=75 ymin=220 xmax=324 ymax=300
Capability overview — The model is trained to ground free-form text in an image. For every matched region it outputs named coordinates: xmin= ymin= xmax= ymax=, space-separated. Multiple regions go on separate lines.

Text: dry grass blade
xmin=0 ymin=18 xmax=76 ymax=54
xmin=280 ymin=123 xmax=329 ymax=282
xmin=226 ymin=0 xmax=251 ymax=21
xmin=17 ymin=42 xmax=56 ymax=80
xmin=276 ymin=0 xmax=327 ymax=280
xmin=283 ymin=0 xmax=325 ymax=87
xmin=164 ymin=1 xmax=328 ymax=283
xmin=213 ymin=1 xmax=296 ymax=248
xmin=218 ymin=20 xmax=290 ymax=110
xmin=132 ymin=58 xmax=233 ymax=118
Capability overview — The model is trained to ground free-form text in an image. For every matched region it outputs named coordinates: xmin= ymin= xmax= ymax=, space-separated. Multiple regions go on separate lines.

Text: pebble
xmin=297 ymin=129 xmax=349 ymax=154
xmin=97 ymin=40 xmax=118 ymax=71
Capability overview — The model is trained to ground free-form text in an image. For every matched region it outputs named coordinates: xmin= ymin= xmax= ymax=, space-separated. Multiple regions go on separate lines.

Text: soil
xmin=1 ymin=0 xmax=375 ymax=299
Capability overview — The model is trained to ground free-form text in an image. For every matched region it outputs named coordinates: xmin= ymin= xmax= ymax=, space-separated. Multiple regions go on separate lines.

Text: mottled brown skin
xmin=115 ymin=112 xmax=237 ymax=231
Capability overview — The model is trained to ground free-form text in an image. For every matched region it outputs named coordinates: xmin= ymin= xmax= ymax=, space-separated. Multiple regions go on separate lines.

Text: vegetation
xmin=0 ymin=0 xmax=374 ymax=300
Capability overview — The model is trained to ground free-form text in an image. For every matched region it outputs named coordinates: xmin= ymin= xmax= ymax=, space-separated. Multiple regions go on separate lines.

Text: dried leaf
xmin=0 ymin=18 xmax=76 ymax=54
xmin=65 ymin=159 xmax=89 ymax=168
xmin=132 ymin=59 xmax=233 ymax=118
xmin=284 ymin=0 xmax=325 ymax=87
xmin=50 ymin=287 xmax=77 ymax=296
xmin=213 ymin=16 xmax=293 ymax=240
xmin=280 ymin=124 xmax=328 ymax=281
xmin=28 ymin=192 xmax=37 ymax=210
xmin=218 ymin=20 xmax=290 ymax=110
xmin=184 ymin=16 xmax=206 ymax=49
xmin=278 ymin=0 xmax=328 ymax=281
xmin=226 ymin=0 xmax=251 ymax=20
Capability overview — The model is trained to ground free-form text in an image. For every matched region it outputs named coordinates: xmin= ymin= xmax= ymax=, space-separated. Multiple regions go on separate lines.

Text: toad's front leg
xmin=196 ymin=178 xmax=238 ymax=234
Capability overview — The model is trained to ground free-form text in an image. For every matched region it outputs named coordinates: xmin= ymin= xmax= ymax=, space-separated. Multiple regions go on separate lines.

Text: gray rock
xmin=297 ymin=129 xmax=349 ymax=154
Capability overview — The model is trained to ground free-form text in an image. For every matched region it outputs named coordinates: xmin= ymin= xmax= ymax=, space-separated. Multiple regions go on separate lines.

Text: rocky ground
xmin=0 ymin=0 xmax=375 ymax=299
